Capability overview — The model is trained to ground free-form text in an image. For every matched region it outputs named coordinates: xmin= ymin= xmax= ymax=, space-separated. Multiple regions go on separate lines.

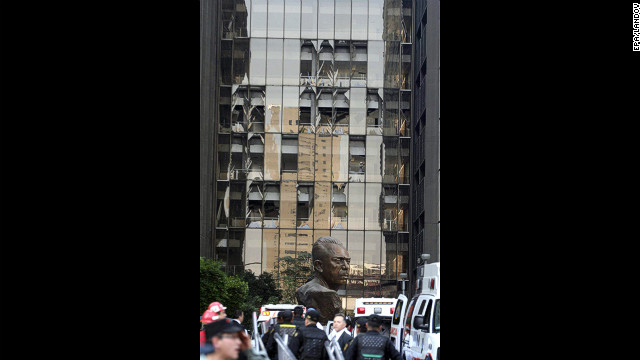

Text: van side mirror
xmin=413 ymin=315 xmax=429 ymax=331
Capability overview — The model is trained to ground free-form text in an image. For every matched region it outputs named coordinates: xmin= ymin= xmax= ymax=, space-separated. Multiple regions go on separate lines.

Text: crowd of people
xmin=200 ymin=301 xmax=401 ymax=360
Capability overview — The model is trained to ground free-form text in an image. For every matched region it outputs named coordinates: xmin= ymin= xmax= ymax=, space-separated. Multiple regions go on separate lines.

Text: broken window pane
xmin=229 ymin=182 xmax=246 ymax=227
xmin=221 ymin=40 xmax=233 ymax=85
xmin=366 ymin=135 xmax=383 ymax=182
xmin=219 ymin=87 xmax=232 ymax=133
xmin=348 ymin=183 xmax=364 ymax=230
xmin=250 ymin=38 xmax=266 ymax=85
xmin=265 ymin=85 xmax=282 ymax=132
xmin=283 ymin=40 xmax=300 ymax=86
xmin=251 ymin=0 xmax=267 ymax=38
xmin=383 ymin=136 xmax=399 ymax=183
xmin=332 ymin=183 xmax=348 ymax=230
xmin=267 ymin=39 xmax=283 ymax=85
xmin=297 ymin=184 xmax=314 ymax=228
xmin=335 ymin=0 xmax=351 ymax=40
xmin=382 ymin=185 xmax=398 ymax=231
xmin=365 ymin=182 xmax=382 ymax=230
xmin=264 ymin=183 xmax=280 ymax=228
xmin=247 ymin=181 xmax=263 ymax=227
xmin=233 ymin=39 xmax=250 ymax=85
xmin=216 ymin=181 xmax=230 ymax=227
xmin=234 ymin=0 xmax=250 ymax=38
xmin=301 ymin=0 xmax=318 ymax=39
xmin=284 ymin=0 xmax=301 ymax=39
xmin=268 ymin=0 xmax=284 ymax=38
xmin=264 ymin=133 xmax=281 ymax=181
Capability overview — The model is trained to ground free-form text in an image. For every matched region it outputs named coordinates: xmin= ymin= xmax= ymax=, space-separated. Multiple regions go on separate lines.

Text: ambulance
xmin=390 ymin=262 xmax=440 ymax=360
xmin=352 ymin=297 xmax=397 ymax=338
xmin=256 ymin=304 xmax=302 ymax=335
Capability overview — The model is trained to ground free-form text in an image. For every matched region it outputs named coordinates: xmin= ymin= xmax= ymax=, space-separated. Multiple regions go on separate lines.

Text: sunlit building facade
xmin=204 ymin=0 xmax=412 ymax=312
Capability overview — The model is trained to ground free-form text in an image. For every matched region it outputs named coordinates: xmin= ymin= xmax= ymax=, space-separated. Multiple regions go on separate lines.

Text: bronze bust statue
xmin=295 ymin=236 xmax=351 ymax=325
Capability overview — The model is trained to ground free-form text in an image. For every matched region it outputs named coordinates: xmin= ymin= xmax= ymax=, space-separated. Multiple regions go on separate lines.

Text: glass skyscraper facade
xmin=212 ymin=0 xmax=412 ymax=312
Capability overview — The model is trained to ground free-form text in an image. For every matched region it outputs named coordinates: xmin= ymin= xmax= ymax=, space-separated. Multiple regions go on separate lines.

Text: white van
xmin=256 ymin=304 xmax=301 ymax=336
xmin=390 ymin=262 xmax=440 ymax=360
xmin=352 ymin=297 xmax=397 ymax=338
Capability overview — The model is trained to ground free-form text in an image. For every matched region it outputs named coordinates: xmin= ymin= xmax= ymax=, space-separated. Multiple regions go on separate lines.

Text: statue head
xmin=312 ymin=236 xmax=351 ymax=290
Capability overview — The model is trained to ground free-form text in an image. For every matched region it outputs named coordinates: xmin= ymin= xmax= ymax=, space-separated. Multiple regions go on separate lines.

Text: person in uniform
xmin=288 ymin=309 xmax=329 ymax=360
xmin=292 ymin=306 xmax=306 ymax=329
xmin=343 ymin=315 xmax=402 ymax=360
xmin=265 ymin=310 xmax=298 ymax=360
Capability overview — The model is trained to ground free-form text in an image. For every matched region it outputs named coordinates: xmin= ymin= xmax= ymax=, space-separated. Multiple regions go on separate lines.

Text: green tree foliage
xmin=200 ymin=257 xmax=228 ymax=315
xmin=278 ymin=253 xmax=314 ymax=304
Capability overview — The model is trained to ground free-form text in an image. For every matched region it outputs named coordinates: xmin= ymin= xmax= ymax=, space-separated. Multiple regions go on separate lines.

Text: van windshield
xmin=433 ymin=299 xmax=440 ymax=333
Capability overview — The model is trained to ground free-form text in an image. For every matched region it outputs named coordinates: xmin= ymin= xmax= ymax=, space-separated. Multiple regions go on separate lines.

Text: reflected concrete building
xmin=201 ymin=0 xmax=415 ymax=313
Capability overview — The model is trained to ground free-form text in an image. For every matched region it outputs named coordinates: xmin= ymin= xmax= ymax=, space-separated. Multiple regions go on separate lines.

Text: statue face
xmin=318 ymin=244 xmax=351 ymax=288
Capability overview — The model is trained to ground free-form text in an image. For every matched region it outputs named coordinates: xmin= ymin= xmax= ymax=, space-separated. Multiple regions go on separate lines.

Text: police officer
xmin=343 ymin=315 xmax=401 ymax=360
xmin=292 ymin=306 xmax=306 ymax=329
xmin=288 ymin=309 xmax=329 ymax=360
xmin=266 ymin=310 xmax=298 ymax=360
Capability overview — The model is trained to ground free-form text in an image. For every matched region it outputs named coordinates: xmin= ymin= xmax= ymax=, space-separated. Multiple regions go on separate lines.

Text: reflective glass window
xmin=315 ymin=131 xmax=332 ymax=181
xmin=284 ymin=0 xmax=301 ymax=38
xmin=398 ymin=186 xmax=409 ymax=231
xmin=280 ymin=181 xmax=297 ymax=230
xmin=217 ymin=134 xmax=231 ymax=180
xmin=251 ymin=0 xmax=267 ymax=37
xmin=301 ymin=0 xmax=318 ymax=39
xmin=229 ymin=182 xmax=246 ymax=227
xmin=351 ymin=0 xmax=368 ymax=40
xmin=233 ymin=39 xmax=250 ymax=85
xmin=366 ymin=90 xmax=382 ymax=135
xmin=365 ymin=183 xmax=382 ymax=230
xmin=347 ymin=279 xmax=364 ymax=298
xmin=384 ymin=88 xmax=399 ymax=136
xmin=332 ymin=134 xmax=349 ymax=182
xmin=247 ymin=182 xmax=263 ymax=227
xmin=229 ymin=230 xmax=245 ymax=272
xmin=244 ymin=229 xmax=262 ymax=275
xmin=265 ymin=86 xmax=282 ymax=133
xmin=215 ymin=229 xmax=228 ymax=264
xmin=367 ymin=40 xmax=384 ymax=88
xmin=364 ymin=231 xmax=381 ymax=278
xmin=351 ymin=42 xmax=367 ymax=87
xmin=264 ymin=133 xmax=281 ymax=181
xmin=231 ymin=135 xmax=247 ymax=180
xmin=332 ymin=183 xmax=348 ymax=230
xmin=297 ymin=185 xmax=314 ymax=227
xmin=331 ymin=229 xmax=348 ymax=249
xmin=283 ymin=40 xmax=300 ymax=86
xmin=397 ymin=233 xmax=409 ymax=274
xmin=402 ymin=0 xmax=412 ymax=43
xmin=296 ymin=229 xmax=313 ymax=257
xmin=399 ymin=138 xmax=410 ymax=184
xmin=281 ymin=135 xmax=298 ymax=176
xmin=382 ymin=232 xmax=397 ymax=280
xmin=368 ymin=0 xmax=384 ymax=40
xmin=334 ymin=42 xmax=351 ymax=87
xmin=268 ymin=0 xmax=284 ymax=38
xmin=222 ymin=0 xmax=234 ymax=40
xmin=347 ymin=231 xmax=364 ymax=278
xmin=248 ymin=136 xmax=264 ymax=180
xmin=384 ymin=41 xmax=400 ymax=88
xmin=313 ymin=181 xmax=331 ymax=229
xmin=349 ymin=137 xmax=365 ymax=182
xmin=249 ymin=38 xmax=267 ymax=85
xmin=266 ymin=39 xmax=283 ymax=85
xmin=348 ymin=183 xmax=364 ymax=230
xmin=282 ymin=86 xmax=299 ymax=133
xmin=262 ymin=229 xmax=279 ymax=274
xmin=349 ymin=88 xmax=366 ymax=135
xmin=318 ymin=0 xmax=334 ymax=39
xmin=366 ymin=135 xmax=383 ymax=182
xmin=334 ymin=0 xmax=351 ymax=40
xmin=297 ymin=133 xmax=315 ymax=181
xmin=234 ymin=0 xmax=250 ymax=38
xmin=399 ymin=91 xmax=411 ymax=137
xmin=382 ymin=136 xmax=398 ymax=183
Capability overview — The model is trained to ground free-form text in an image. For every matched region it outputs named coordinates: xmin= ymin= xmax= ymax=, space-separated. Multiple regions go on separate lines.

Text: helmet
xmin=201 ymin=309 xmax=219 ymax=323
xmin=208 ymin=301 xmax=227 ymax=314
